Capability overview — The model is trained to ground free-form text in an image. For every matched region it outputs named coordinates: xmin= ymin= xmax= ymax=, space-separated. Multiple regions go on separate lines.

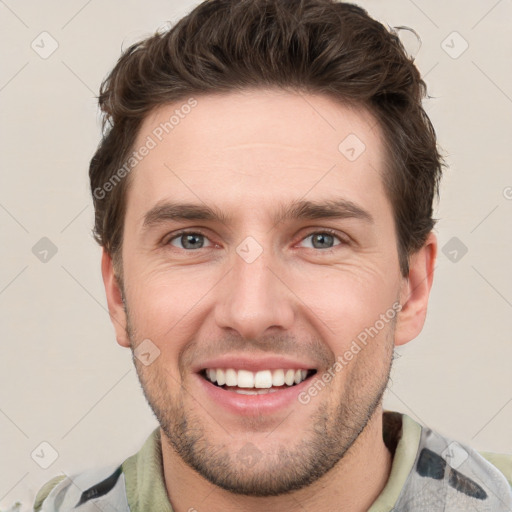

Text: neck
xmin=161 ymin=407 xmax=393 ymax=512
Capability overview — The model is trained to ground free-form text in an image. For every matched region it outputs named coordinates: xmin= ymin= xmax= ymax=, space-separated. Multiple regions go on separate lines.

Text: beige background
xmin=1 ymin=0 xmax=511 ymax=509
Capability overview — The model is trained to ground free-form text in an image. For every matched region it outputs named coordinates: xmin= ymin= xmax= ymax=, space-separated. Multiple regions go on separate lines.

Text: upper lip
xmin=193 ymin=355 xmax=318 ymax=373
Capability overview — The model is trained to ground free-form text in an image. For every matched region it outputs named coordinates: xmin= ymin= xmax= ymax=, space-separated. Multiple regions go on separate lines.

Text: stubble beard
xmin=125 ymin=308 xmax=395 ymax=496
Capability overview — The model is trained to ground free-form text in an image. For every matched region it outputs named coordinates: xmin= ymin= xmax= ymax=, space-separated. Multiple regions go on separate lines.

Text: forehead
xmin=126 ymin=89 xmax=390 ymax=226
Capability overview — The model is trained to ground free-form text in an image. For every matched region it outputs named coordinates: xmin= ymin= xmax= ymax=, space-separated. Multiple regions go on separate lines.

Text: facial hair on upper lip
xmin=177 ymin=332 xmax=335 ymax=378
xmin=129 ymin=316 xmax=396 ymax=497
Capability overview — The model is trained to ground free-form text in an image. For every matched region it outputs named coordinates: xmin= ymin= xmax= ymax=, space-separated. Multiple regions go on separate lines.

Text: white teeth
xmin=204 ymin=368 xmax=312 ymax=388
xmin=216 ymin=369 xmax=226 ymax=386
xmin=285 ymin=369 xmax=295 ymax=386
xmin=225 ymin=368 xmax=237 ymax=386
xmin=272 ymin=369 xmax=285 ymax=386
xmin=234 ymin=388 xmax=258 ymax=395
xmin=254 ymin=370 xmax=272 ymax=388
xmin=234 ymin=388 xmax=279 ymax=395
xmin=237 ymin=370 xmax=255 ymax=388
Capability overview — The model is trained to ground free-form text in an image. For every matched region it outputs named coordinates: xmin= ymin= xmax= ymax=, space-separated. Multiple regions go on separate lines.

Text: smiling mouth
xmin=200 ymin=368 xmax=317 ymax=395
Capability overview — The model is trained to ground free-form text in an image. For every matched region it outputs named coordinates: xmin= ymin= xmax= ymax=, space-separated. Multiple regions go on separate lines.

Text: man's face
xmin=114 ymin=89 xmax=406 ymax=495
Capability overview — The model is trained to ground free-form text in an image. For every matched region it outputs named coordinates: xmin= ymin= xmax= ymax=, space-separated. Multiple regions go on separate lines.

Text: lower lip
xmin=194 ymin=373 xmax=314 ymax=416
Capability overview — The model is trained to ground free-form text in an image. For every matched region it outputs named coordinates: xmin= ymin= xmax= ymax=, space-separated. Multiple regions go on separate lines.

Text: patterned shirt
xmin=33 ymin=411 xmax=512 ymax=511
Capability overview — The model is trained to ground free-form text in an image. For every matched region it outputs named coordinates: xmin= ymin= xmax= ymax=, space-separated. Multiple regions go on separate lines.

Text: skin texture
xmin=102 ymin=89 xmax=437 ymax=512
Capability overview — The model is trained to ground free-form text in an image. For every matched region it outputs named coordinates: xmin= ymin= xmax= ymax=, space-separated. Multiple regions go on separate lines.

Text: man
xmin=33 ymin=0 xmax=512 ymax=510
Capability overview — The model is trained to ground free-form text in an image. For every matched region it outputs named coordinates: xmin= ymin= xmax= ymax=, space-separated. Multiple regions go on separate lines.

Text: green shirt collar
xmin=122 ymin=411 xmax=422 ymax=512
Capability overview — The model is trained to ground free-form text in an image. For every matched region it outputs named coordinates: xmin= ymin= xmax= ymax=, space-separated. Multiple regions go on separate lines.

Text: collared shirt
xmin=33 ymin=410 xmax=512 ymax=511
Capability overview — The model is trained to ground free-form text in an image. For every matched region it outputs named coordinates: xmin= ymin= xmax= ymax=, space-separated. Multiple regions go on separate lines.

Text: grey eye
xmin=169 ymin=232 xmax=211 ymax=250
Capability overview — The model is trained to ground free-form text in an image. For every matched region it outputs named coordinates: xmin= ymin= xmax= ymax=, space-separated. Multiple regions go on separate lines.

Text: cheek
xmin=125 ymin=269 xmax=204 ymax=356
xmin=293 ymin=265 xmax=398 ymax=345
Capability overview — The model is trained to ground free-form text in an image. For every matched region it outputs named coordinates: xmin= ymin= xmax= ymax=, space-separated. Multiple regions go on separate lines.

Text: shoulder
xmin=479 ymin=451 xmax=512 ymax=487
xmin=393 ymin=414 xmax=512 ymax=510
xmin=32 ymin=464 xmax=129 ymax=511
xmin=33 ymin=475 xmax=67 ymax=511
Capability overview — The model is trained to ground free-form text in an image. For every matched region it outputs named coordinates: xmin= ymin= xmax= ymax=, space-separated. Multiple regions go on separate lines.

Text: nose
xmin=214 ymin=241 xmax=295 ymax=341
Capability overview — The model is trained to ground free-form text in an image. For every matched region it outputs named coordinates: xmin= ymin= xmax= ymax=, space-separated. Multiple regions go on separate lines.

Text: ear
xmin=395 ymin=231 xmax=437 ymax=347
xmin=101 ymin=248 xmax=130 ymax=348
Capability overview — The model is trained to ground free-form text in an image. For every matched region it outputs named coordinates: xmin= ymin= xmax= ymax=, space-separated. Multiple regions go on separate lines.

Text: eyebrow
xmin=141 ymin=198 xmax=374 ymax=232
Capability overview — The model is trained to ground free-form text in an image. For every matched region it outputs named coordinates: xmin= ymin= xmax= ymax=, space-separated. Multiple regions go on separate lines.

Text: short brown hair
xmin=89 ymin=0 xmax=444 ymax=280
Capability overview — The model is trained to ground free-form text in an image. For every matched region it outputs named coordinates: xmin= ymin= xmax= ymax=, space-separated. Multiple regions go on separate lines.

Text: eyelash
xmin=164 ymin=228 xmax=349 ymax=253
